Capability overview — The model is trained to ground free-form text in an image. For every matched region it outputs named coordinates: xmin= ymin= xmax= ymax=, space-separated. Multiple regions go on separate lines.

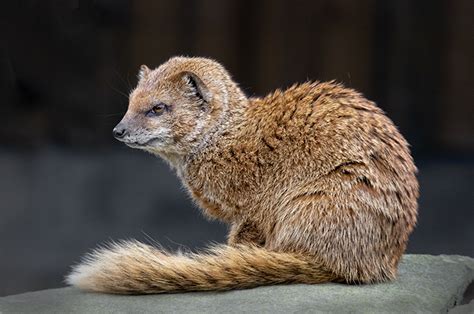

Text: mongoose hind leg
xmin=228 ymin=219 xmax=266 ymax=246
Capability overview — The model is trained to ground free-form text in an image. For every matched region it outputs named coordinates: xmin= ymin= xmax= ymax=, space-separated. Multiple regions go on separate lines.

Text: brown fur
xmin=66 ymin=57 xmax=419 ymax=294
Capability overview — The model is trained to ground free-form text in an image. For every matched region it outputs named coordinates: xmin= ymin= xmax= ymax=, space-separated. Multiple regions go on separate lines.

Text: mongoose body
xmin=67 ymin=57 xmax=418 ymax=293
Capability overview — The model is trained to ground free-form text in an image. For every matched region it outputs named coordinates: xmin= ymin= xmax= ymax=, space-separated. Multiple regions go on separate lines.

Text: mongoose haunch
xmin=66 ymin=57 xmax=419 ymax=294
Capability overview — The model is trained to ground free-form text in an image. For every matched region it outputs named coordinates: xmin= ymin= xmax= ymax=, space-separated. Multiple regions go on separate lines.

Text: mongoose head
xmin=113 ymin=57 xmax=246 ymax=161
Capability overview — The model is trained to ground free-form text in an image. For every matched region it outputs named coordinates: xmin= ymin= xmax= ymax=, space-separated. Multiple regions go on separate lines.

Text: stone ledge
xmin=1 ymin=255 xmax=473 ymax=313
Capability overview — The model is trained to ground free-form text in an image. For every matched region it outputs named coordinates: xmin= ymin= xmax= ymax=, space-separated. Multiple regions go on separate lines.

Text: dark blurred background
xmin=0 ymin=0 xmax=473 ymax=296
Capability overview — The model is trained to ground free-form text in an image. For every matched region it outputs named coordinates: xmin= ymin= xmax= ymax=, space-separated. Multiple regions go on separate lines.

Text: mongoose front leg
xmin=228 ymin=220 xmax=266 ymax=246
xmin=187 ymin=188 xmax=236 ymax=222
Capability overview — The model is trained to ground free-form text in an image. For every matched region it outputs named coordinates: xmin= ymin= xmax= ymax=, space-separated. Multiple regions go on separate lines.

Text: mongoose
xmin=66 ymin=56 xmax=419 ymax=294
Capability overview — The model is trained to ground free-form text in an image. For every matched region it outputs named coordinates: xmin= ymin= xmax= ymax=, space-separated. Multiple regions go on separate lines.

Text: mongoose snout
xmin=112 ymin=124 xmax=127 ymax=139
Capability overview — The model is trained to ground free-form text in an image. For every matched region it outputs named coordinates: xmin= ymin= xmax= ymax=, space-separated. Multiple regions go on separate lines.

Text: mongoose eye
xmin=146 ymin=103 xmax=167 ymax=117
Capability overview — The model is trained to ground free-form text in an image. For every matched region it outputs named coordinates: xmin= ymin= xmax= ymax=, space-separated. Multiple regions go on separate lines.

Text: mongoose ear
xmin=181 ymin=72 xmax=211 ymax=105
xmin=138 ymin=65 xmax=151 ymax=80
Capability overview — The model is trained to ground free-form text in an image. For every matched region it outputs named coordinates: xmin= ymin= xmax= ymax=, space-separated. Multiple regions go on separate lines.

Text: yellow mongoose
xmin=66 ymin=57 xmax=419 ymax=294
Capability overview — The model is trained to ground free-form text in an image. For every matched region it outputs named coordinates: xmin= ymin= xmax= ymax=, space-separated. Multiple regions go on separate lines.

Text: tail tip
xmin=65 ymin=264 xmax=92 ymax=289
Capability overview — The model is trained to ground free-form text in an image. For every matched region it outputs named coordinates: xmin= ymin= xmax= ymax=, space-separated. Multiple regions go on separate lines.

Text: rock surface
xmin=0 ymin=255 xmax=473 ymax=314
xmin=450 ymin=300 xmax=474 ymax=314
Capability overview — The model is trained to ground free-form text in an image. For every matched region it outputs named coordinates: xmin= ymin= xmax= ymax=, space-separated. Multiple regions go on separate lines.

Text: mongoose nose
xmin=113 ymin=126 xmax=128 ymax=139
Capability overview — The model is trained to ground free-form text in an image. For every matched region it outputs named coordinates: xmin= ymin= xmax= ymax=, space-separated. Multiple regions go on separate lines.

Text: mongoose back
xmin=66 ymin=57 xmax=419 ymax=294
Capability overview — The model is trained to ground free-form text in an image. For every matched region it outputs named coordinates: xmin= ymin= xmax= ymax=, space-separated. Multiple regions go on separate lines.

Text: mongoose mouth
xmin=123 ymin=137 xmax=161 ymax=149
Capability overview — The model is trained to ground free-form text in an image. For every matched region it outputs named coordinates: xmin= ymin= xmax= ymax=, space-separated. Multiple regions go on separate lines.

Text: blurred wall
xmin=2 ymin=0 xmax=473 ymax=152
xmin=0 ymin=0 xmax=473 ymax=296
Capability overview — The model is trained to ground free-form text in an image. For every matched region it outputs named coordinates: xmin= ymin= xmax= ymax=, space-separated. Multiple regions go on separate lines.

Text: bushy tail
xmin=66 ymin=240 xmax=338 ymax=294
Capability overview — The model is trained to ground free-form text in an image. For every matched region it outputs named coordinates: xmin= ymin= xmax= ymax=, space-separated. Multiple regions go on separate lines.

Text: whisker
xmin=96 ymin=112 xmax=126 ymax=118
xmin=113 ymin=68 xmax=133 ymax=92
xmin=107 ymin=82 xmax=130 ymax=100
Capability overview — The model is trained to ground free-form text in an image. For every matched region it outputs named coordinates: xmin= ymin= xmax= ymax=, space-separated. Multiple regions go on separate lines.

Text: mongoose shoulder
xmin=67 ymin=56 xmax=419 ymax=294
